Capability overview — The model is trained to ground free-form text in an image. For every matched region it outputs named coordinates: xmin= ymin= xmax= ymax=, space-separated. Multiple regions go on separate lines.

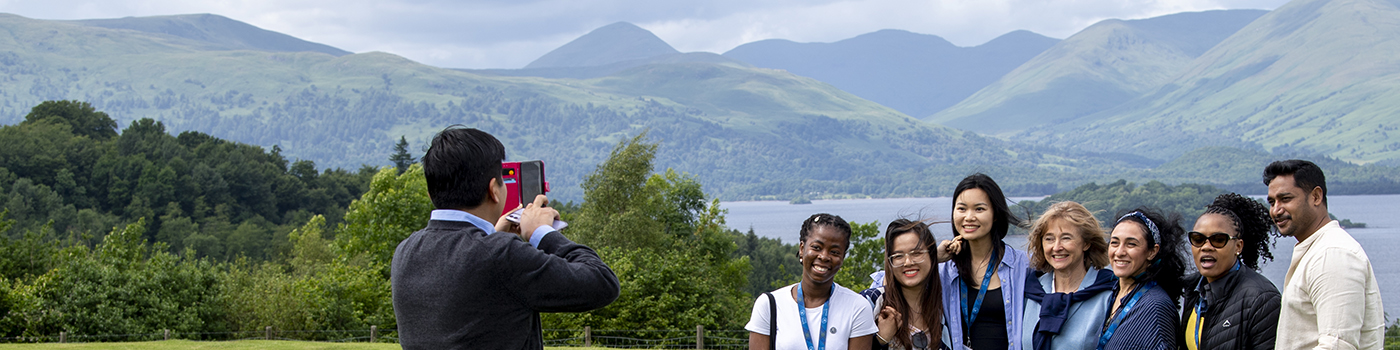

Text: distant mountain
xmin=0 ymin=13 xmax=1159 ymax=201
xmin=524 ymin=22 xmax=679 ymax=69
xmin=723 ymin=29 xmax=1059 ymax=118
xmin=1040 ymin=0 xmax=1400 ymax=163
xmin=468 ymin=52 xmax=747 ymax=79
xmin=66 ymin=13 xmax=351 ymax=56
xmin=929 ymin=10 xmax=1265 ymax=135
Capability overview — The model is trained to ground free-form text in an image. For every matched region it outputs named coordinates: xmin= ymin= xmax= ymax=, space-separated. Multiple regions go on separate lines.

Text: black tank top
xmin=963 ymin=286 xmax=1007 ymax=350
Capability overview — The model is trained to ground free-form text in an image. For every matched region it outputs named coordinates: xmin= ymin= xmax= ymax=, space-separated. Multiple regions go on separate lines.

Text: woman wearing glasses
xmin=863 ymin=219 xmax=946 ymax=350
xmin=935 ymin=174 xmax=1030 ymax=350
xmin=1020 ymin=202 xmax=1116 ymax=350
xmin=747 ymin=213 xmax=878 ymax=350
xmin=1179 ymin=193 xmax=1281 ymax=350
xmin=1098 ymin=207 xmax=1188 ymax=350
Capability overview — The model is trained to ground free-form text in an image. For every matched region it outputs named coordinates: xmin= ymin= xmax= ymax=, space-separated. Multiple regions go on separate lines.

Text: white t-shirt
xmin=746 ymin=284 xmax=879 ymax=350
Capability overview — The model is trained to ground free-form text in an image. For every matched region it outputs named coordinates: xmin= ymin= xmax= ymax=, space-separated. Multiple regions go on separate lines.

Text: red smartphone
xmin=501 ymin=160 xmax=548 ymax=217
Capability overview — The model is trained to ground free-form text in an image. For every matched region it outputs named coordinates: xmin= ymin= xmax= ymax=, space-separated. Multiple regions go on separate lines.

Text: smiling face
xmin=800 ymin=225 xmax=848 ymax=285
xmin=953 ymin=188 xmax=995 ymax=242
xmin=1267 ymin=174 xmax=1322 ymax=238
xmin=1109 ymin=221 xmax=1159 ymax=280
xmin=1041 ymin=219 xmax=1089 ymax=274
xmin=1192 ymin=213 xmax=1240 ymax=282
xmin=889 ymin=231 xmax=933 ymax=288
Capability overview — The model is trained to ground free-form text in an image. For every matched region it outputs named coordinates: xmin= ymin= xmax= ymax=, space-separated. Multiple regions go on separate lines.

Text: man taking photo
xmin=392 ymin=126 xmax=620 ymax=349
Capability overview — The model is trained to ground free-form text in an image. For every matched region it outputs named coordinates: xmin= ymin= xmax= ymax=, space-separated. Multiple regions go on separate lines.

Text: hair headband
xmin=1117 ymin=211 xmax=1161 ymax=245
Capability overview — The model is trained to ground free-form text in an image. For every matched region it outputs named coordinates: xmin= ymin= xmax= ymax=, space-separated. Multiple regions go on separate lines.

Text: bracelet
xmin=876 ymin=333 xmax=889 ymax=345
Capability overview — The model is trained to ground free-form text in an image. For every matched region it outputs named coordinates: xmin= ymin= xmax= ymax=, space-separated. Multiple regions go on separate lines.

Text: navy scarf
xmin=1023 ymin=268 xmax=1117 ymax=350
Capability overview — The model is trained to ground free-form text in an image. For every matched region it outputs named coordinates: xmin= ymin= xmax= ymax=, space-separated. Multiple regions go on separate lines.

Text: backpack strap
xmin=766 ymin=291 xmax=777 ymax=349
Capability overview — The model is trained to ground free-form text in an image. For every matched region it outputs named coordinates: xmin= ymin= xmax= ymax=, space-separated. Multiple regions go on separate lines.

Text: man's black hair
xmin=1263 ymin=159 xmax=1328 ymax=206
xmin=422 ymin=126 xmax=505 ymax=210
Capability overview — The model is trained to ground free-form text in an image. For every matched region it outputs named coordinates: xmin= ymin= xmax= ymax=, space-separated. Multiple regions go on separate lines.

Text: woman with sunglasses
xmin=1020 ymin=201 xmax=1116 ymax=350
xmin=935 ymin=174 xmax=1030 ymax=350
xmin=748 ymin=213 xmax=878 ymax=350
xmin=863 ymin=219 xmax=946 ymax=350
xmin=1179 ymin=193 xmax=1280 ymax=350
xmin=1099 ymin=207 xmax=1187 ymax=350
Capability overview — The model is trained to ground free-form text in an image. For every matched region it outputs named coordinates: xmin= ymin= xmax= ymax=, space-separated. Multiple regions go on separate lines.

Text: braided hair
xmin=796 ymin=213 xmax=853 ymax=259
xmin=1203 ymin=193 xmax=1278 ymax=270
xmin=1114 ymin=207 xmax=1189 ymax=303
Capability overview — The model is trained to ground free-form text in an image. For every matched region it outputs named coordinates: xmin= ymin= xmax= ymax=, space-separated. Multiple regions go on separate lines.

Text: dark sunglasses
xmin=1188 ymin=231 xmax=1238 ymax=248
xmin=911 ymin=330 xmax=929 ymax=350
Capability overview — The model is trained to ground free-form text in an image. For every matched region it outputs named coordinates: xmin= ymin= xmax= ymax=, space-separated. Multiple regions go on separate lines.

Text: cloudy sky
xmin=0 ymin=0 xmax=1290 ymax=69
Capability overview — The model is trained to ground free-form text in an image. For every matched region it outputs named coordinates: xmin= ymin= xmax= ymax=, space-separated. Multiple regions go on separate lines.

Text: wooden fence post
xmin=59 ymin=331 xmax=65 ymax=343
xmin=696 ymin=325 xmax=704 ymax=349
xmin=265 ymin=326 xmax=272 ymax=340
xmin=370 ymin=325 xmax=377 ymax=343
xmin=584 ymin=326 xmax=591 ymax=347
xmin=164 ymin=329 xmax=170 ymax=341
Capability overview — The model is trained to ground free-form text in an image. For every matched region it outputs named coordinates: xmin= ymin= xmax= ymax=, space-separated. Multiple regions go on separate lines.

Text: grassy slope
xmin=0 ymin=13 xmax=1154 ymax=200
xmin=929 ymin=10 xmax=1264 ymax=136
xmin=1055 ymin=0 xmax=1400 ymax=163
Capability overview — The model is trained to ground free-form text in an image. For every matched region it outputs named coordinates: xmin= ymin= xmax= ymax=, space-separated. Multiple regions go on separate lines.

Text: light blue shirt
xmin=939 ymin=242 xmax=1030 ymax=350
xmin=1020 ymin=267 xmax=1113 ymax=350
xmin=429 ymin=209 xmax=552 ymax=248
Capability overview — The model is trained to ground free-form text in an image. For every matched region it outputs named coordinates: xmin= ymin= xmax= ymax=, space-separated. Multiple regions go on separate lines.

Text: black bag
xmin=766 ymin=291 xmax=777 ymax=349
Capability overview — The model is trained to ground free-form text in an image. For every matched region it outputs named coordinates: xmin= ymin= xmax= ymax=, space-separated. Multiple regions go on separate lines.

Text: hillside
xmin=723 ymin=29 xmax=1059 ymax=118
xmin=66 ymin=14 xmax=351 ymax=56
xmin=1039 ymin=0 xmax=1400 ymax=163
xmin=524 ymin=22 xmax=679 ymax=69
xmin=929 ymin=10 xmax=1266 ymax=135
xmin=0 ymin=13 xmax=1160 ymax=201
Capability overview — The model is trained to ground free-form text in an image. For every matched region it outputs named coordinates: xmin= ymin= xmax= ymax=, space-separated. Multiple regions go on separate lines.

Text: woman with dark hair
xmin=1021 ymin=201 xmax=1116 ymax=350
xmin=1098 ymin=207 xmax=1187 ymax=350
xmin=862 ymin=219 xmax=946 ymax=350
xmin=748 ymin=213 xmax=878 ymax=350
xmin=1179 ymin=193 xmax=1281 ymax=350
xmin=935 ymin=173 xmax=1030 ymax=350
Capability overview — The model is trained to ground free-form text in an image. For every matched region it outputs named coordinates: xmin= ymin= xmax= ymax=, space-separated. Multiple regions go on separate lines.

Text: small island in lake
xmin=789 ymin=196 xmax=812 ymax=205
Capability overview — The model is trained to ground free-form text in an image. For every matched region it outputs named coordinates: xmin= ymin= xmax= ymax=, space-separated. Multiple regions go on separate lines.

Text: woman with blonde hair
xmin=1021 ymin=201 xmax=1116 ymax=350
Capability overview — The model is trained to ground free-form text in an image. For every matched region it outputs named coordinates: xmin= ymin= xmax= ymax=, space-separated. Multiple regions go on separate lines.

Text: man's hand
xmin=495 ymin=206 xmax=522 ymax=236
xmin=520 ymin=194 xmax=559 ymax=242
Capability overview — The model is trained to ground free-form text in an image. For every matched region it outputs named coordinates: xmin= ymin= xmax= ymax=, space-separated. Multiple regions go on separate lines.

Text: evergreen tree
xmin=389 ymin=136 xmax=414 ymax=175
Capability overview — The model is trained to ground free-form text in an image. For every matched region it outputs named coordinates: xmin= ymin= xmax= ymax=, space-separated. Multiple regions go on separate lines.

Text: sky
xmin=0 ymin=0 xmax=1291 ymax=69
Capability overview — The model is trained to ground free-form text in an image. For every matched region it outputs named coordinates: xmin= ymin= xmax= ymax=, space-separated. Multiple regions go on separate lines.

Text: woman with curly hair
xmin=1179 ymin=193 xmax=1281 ymax=350
xmin=1098 ymin=207 xmax=1188 ymax=350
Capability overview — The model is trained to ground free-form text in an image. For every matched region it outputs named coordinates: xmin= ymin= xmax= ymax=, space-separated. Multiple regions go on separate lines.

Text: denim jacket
xmin=939 ymin=243 xmax=1029 ymax=350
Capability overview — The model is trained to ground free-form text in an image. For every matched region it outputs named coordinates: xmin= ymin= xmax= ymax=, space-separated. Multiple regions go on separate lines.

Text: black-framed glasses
xmin=1188 ymin=231 xmax=1238 ymax=248
xmin=887 ymin=250 xmax=929 ymax=268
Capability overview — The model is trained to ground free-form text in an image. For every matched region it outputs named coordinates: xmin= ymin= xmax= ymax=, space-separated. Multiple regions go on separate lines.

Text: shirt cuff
xmin=529 ymin=226 xmax=553 ymax=248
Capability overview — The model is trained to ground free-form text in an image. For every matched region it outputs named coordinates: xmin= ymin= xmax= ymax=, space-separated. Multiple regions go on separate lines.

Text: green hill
xmin=0 ymin=13 xmax=1161 ymax=201
xmin=929 ymin=10 xmax=1265 ymax=135
xmin=524 ymin=22 xmax=679 ymax=69
xmin=724 ymin=29 xmax=1059 ymax=118
xmin=1045 ymin=0 xmax=1400 ymax=163
xmin=66 ymin=13 xmax=352 ymax=56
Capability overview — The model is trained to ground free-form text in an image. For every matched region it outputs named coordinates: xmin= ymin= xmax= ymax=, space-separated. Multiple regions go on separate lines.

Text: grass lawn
xmin=0 ymin=340 xmax=612 ymax=349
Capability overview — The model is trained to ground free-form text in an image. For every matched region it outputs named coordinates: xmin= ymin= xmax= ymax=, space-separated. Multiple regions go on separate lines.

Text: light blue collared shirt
xmin=429 ymin=209 xmax=552 ymax=248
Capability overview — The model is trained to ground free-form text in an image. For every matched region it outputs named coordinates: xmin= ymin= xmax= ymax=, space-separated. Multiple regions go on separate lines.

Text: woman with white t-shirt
xmin=747 ymin=213 xmax=878 ymax=350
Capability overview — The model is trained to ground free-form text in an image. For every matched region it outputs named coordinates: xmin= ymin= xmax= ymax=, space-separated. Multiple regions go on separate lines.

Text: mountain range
xmin=1 ymin=0 xmax=1399 ymax=201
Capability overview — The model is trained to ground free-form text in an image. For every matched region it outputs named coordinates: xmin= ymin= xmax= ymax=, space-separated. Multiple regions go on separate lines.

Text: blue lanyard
xmin=797 ymin=284 xmax=832 ymax=350
xmin=1194 ymin=262 xmax=1239 ymax=349
xmin=958 ymin=251 xmax=998 ymax=343
xmin=1096 ymin=280 xmax=1157 ymax=350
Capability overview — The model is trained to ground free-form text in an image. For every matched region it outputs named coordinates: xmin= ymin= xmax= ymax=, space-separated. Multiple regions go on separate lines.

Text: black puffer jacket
xmin=1177 ymin=267 xmax=1281 ymax=350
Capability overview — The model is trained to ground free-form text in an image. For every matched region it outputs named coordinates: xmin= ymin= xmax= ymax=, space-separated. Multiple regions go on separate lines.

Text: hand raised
xmin=936 ymin=236 xmax=963 ymax=263
xmin=876 ymin=305 xmax=901 ymax=344
xmin=519 ymin=194 xmax=559 ymax=241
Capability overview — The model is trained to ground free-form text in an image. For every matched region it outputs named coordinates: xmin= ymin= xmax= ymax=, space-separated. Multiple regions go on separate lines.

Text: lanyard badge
xmin=958 ymin=254 xmax=998 ymax=348
xmin=797 ymin=284 xmax=833 ymax=350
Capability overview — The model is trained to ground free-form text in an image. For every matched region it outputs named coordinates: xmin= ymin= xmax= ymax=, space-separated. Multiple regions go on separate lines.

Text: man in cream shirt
xmin=1264 ymin=160 xmax=1383 ymax=350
